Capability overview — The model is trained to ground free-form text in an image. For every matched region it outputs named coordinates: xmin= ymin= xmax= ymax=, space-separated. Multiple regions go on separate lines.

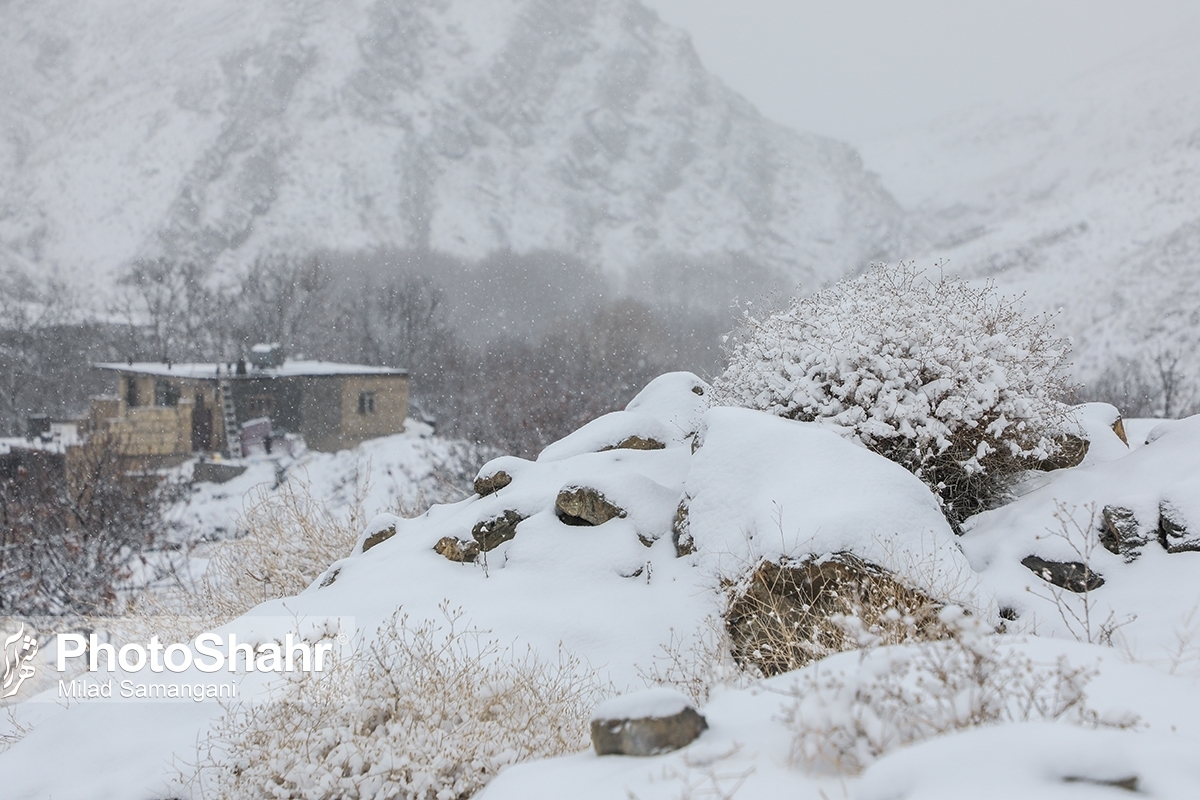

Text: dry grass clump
xmin=724 ymin=553 xmax=947 ymax=677
xmin=191 ymin=604 xmax=607 ymax=800
xmin=782 ymin=606 xmax=1139 ymax=775
xmin=143 ymin=468 xmax=377 ymax=637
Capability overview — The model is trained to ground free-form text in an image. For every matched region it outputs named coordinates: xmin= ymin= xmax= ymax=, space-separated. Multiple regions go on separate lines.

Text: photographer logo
xmin=2 ymin=624 xmax=38 ymax=698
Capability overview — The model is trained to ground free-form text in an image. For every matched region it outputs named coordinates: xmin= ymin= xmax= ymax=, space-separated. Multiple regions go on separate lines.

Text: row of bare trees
xmin=100 ymin=250 xmax=727 ymax=457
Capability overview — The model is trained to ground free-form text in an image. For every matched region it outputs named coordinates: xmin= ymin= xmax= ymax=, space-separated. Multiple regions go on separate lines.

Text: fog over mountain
xmin=0 ymin=0 xmax=907 ymax=299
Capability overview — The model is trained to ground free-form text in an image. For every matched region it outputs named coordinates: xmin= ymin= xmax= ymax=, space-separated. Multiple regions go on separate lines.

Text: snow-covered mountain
xmin=0 ymin=0 xmax=906 ymax=296
xmin=862 ymin=26 xmax=1200 ymax=391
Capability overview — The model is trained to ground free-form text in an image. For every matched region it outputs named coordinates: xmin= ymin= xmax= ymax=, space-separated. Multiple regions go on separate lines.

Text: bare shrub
xmin=1026 ymin=502 xmax=1135 ymax=646
xmin=782 ymin=606 xmax=1139 ymax=775
xmin=192 ymin=604 xmax=608 ymax=800
xmin=637 ymin=619 xmax=753 ymax=706
xmin=713 ymin=263 xmax=1074 ymax=525
xmin=723 ymin=554 xmax=948 ymax=677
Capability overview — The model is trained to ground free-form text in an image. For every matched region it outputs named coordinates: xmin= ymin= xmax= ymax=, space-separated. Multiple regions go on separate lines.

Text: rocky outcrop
xmin=1099 ymin=506 xmax=1147 ymax=561
xmin=1159 ymin=500 xmax=1200 ymax=553
xmin=1021 ymin=555 xmax=1104 ymax=592
xmin=555 ymin=487 xmax=626 ymax=526
xmin=671 ymin=498 xmax=694 ymax=556
xmin=725 ymin=554 xmax=942 ymax=676
xmin=590 ymin=689 xmax=707 ymax=756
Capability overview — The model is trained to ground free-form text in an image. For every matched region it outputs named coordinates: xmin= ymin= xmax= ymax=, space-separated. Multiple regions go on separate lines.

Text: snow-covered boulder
xmin=683 ymin=407 xmax=973 ymax=600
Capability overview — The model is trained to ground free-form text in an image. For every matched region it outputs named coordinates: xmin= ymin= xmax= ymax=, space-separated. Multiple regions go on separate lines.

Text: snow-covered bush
xmin=195 ymin=605 xmax=606 ymax=800
xmin=782 ymin=607 xmax=1136 ymax=775
xmin=713 ymin=264 xmax=1073 ymax=523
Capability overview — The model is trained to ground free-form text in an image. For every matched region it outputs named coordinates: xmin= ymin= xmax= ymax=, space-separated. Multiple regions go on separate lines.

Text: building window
xmin=126 ymin=377 xmax=139 ymax=408
xmin=246 ymin=394 xmax=276 ymax=420
xmin=154 ymin=379 xmax=180 ymax=407
xmin=358 ymin=391 xmax=376 ymax=414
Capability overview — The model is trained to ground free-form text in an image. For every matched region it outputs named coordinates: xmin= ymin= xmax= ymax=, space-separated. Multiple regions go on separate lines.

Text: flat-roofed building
xmin=91 ymin=346 xmax=408 ymax=465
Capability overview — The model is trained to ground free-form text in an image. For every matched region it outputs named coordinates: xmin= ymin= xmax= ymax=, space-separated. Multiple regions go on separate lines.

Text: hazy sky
xmin=640 ymin=0 xmax=1200 ymax=147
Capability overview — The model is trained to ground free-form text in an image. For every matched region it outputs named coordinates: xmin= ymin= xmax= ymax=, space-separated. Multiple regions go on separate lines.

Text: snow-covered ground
xmin=1 ymin=374 xmax=1199 ymax=798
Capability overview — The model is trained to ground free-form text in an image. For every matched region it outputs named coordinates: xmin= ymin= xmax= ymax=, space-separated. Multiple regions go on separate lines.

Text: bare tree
xmin=0 ymin=433 xmax=175 ymax=615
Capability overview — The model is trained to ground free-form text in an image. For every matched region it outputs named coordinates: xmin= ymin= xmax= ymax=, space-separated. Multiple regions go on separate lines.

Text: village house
xmin=89 ymin=345 xmax=409 ymax=467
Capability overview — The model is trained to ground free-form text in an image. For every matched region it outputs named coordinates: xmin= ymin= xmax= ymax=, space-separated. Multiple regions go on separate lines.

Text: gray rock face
xmin=1099 ymin=506 xmax=1148 ymax=561
xmin=590 ymin=706 xmax=707 ymax=756
xmin=556 ymin=486 xmax=626 ymax=526
xmin=1159 ymin=500 xmax=1200 ymax=553
xmin=1021 ymin=555 xmax=1104 ymax=593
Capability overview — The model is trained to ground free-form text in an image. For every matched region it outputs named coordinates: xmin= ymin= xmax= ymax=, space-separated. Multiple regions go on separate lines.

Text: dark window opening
xmin=154 ymin=379 xmax=181 ymax=407
xmin=358 ymin=391 xmax=376 ymax=414
xmin=125 ymin=377 xmax=139 ymax=408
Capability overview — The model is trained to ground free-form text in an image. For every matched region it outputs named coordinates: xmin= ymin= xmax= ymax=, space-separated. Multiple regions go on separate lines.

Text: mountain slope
xmin=861 ymin=26 xmax=1200 ymax=396
xmin=0 ymin=0 xmax=906 ymax=295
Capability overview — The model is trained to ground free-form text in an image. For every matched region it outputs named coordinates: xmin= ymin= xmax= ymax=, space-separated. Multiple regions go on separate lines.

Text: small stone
xmin=590 ymin=689 xmax=707 ymax=756
xmin=318 ymin=568 xmax=340 ymax=588
xmin=471 ymin=510 xmax=525 ymax=550
xmin=474 ymin=470 xmax=512 ymax=497
xmin=1021 ymin=555 xmax=1104 ymax=592
xmin=362 ymin=524 xmax=397 ymax=553
xmin=600 ymin=435 xmax=666 ymax=452
xmin=1099 ymin=506 xmax=1147 ymax=561
xmin=1063 ymin=775 xmax=1139 ymax=792
xmin=556 ymin=487 xmax=626 ymax=526
xmin=434 ymin=536 xmax=479 ymax=563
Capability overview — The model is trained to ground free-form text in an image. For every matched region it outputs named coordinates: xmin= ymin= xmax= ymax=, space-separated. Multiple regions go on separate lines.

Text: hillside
xmin=0 ymin=0 xmax=906 ymax=297
xmin=862 ymin=27 xmax=1200 ymax=398
xmin=2 ymin=370 xmax=1200 ymax=798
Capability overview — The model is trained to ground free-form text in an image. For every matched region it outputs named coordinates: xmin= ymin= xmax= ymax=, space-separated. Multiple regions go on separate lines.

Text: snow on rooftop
xmin=92 ymin=359 xmax=407 ymax=378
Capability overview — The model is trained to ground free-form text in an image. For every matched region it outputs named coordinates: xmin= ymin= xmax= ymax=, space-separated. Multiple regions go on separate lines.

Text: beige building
xmin=91 ymin=348 xmax=408 ymax=466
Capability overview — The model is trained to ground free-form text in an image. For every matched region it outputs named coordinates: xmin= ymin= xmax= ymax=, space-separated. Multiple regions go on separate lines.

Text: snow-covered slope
xmin=4 ymin=369 xmax=1200 ymax=798
xmin=861 ymin=25 xmax=1200 ymax=388
xmin=0 ymin=0 xmax=905 ymax=296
